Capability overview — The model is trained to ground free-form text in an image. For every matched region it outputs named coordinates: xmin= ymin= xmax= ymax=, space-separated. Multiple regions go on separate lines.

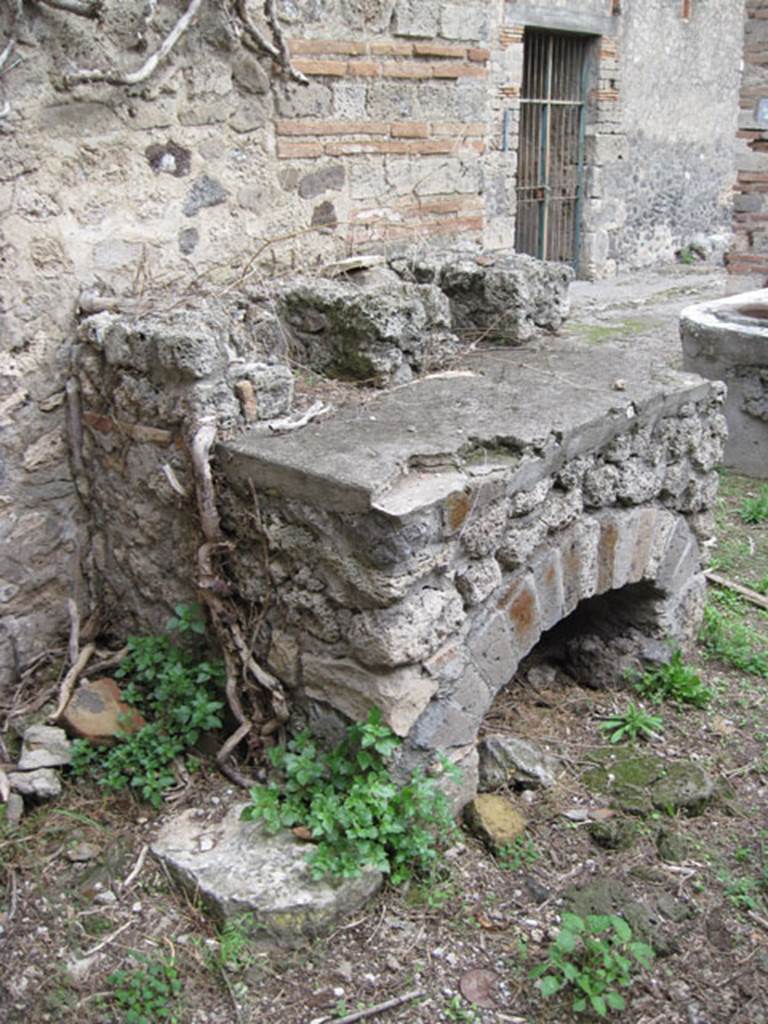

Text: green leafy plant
xmin=700 ymin=591 xmax=768 ymax=678
xmin=530 ymin=913 xmax=654 ymax=1017
xmin=599 ymin=704 xmax=663 ymax=744
xmin=444 ymin=995 xmax=478 ymax=1022
xmin=496 ymin=835 xmax=540 ymax=872
xmin=633 ymin=650 xmax=712 ymax=708
xmin=70 ymin=609 xmax=225 ymax=808
xmin=241 ymin=709 xmax=459 ymax=884
xmin=738 ymin=485 xmax=768 ymax=525
xmin=107 ymin=953 xmax=183 ymax=1024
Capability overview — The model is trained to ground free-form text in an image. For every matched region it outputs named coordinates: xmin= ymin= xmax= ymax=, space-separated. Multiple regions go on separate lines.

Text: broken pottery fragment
xmin=18 ymin=724 xmax=72 ymax=770
xmin=151 ymin=805 xmax=383 ymax=942
xmin=61 ymin=677 xmax=145 ymax=744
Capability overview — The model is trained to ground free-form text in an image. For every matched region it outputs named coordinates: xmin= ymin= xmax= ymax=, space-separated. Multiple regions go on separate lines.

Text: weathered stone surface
xmin=9 ymin=768 xmax=61 ymax=799
xmin=62 ymin=678 xmax=145 ymax=744
xmin=230 ymin=364 xmax=294 ymax=420
xmin=478 ymin=734 xmax=560 ymax=790
xmin=582 ymin=749 xmax=715 ymax=817
xmin=389 ymin=245 xmax=573 ymax=344
xmin=18 ymin=725 xmax=72 ymax=770
xmin=681 ymin=289 xmax=767 ymax=478
xmin=348 ymin=586 xmax=465 ymax=668
xmin=6 ymin=793 xmax=24 ymax=826
xmin=66 ymin=842 xmax=102 ymax=863
xmin=277 ymin=270 xmax=456 ymax=386
xmin=183 ymin=175 xmax=229 ymax=217
xmin=302 ymin=655 xmax=437 ymax=737
xmin=151 ymin=806 xmax=383 ymax=939
xmin=464 ymin=794 xmax=527 ymax=849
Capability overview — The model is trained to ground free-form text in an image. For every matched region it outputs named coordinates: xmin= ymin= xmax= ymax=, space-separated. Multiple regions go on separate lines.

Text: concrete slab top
xmin=220 ymin=343 xmax=712 ymax=516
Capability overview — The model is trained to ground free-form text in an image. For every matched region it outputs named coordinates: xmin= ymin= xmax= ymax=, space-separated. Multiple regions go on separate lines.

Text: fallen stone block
xmin=18 ymin=725 xmax=72 ymax=770
xmin=151 ymin=805 xmax=383 ymax=941
xmin=478 ymin=734 xmax=560 ymax=790
xmin=9 ymin=768 xmax=62 ymax=800
xmin=464 ymin=794 xmax=527 ymax=850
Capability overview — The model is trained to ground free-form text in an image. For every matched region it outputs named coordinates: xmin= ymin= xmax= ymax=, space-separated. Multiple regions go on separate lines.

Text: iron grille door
xmin=515 ymin=29 xmax=588 ymax=270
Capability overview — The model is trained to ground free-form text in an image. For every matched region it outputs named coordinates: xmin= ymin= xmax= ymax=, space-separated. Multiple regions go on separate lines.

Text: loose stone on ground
xmin=151 ymin=805 xmax=383 ymax=942
xmin=463 ymin=794 xmax=527 ymax=850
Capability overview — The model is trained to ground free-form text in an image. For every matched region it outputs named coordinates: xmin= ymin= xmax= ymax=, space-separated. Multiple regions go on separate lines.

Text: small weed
xmin=755 ymin=575 xmax=768 ymax=596
xmin=700 ymin=591 xmax=768 ymax=678
xmin=739 ymin=486 xmax=768 ymax=525
xmin=70 ymin=607 xmax=225 ymax=808
xmin=444 ymin=994 xmax=478 ymax=1022
xmin=216 ymin=915 xmax=255 ymax=973
xmin=530 ymin=913 xmax=654 ymax=1016
xmin=599 ymin=704 xmax=663 ymax=744
xmin=107 ymin=952 xmax=183 ymax=1023
xmin=496 ymin=835 xmax=540 ymax=872
xmin=721 ymin=874 xmax=764 ymax=912
xmin=242 ymin=708 xmax=460 ymax=883
xmin=633 ymin=651 xmax=712 ymax=708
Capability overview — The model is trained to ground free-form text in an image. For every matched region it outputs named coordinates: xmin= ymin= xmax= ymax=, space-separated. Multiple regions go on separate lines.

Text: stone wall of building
xmin=503 ymin=0 xmax=744 ymax=276
xmin=730 ymin=0 xmax=768 ymax=286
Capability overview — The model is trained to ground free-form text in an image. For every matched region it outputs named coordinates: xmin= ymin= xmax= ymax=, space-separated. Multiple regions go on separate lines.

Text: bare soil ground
xmin=1 ymin=265 xmax=766 ymax=1024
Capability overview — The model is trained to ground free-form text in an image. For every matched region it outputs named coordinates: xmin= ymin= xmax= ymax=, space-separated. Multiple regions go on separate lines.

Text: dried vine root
xmin=188 ymin=420 xmax=289 ymax=788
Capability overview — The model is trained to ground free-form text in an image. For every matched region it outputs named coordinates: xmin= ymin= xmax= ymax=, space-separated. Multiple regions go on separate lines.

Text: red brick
xmin=390 ymin=122 xmax=430 ymax=139
xmin=292 ymin=58 xmax=347 ymax=77
xmin=346 ymin=60 xmax=381 ymax=77
xmin=467 ymin=47 xmax=491 ymax=62
xmin=431 ymin=62 xmax=487 ymax=79
xmin=370 ymin=41 xmax=413 ymax=56
xmin=288 ymin=39 xmax=366 ymax=56
xmin=413 ymin=42 xmax=467 ymax=59
xmin=277 ymin=140 xmax=324 ymax=159
xmin=276 ymin=119 xmax=390 ymax=136
xmin=324 ymin=140 xmax=412 ymax=156
xmin=383 ymin=62 xmax=434 ymax=79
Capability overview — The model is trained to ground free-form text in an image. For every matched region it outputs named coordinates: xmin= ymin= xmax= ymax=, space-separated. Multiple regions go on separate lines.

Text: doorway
xmin=515 ymin=28 xmax=590 ymax=271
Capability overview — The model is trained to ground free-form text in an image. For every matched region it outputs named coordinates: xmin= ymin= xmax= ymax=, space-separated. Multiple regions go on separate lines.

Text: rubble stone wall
xmin=73 ymin=292 xmax=726 ymax=793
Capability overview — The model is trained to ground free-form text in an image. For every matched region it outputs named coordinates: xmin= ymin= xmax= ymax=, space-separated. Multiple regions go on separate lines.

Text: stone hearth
xmin=219 ymin=343 xmax=725 ymax=794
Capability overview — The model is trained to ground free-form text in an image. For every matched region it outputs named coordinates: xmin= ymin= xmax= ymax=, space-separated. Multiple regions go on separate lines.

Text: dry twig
xmin=313 ymin=989 xmax=426 ymax=1024
xmin=121 ymin=843 xmax=149 ymax=891
xmin=705 ymin=570 xmax=768 ymax=611
xmin=49 ymin=642 xmax=95 ymax=722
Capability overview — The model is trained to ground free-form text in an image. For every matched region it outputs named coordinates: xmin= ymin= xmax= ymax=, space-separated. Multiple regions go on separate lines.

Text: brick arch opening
xmin=396 ymin=506 xmax=706 ymax=800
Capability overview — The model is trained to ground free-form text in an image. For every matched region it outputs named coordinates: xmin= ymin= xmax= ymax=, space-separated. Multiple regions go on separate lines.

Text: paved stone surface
xmin=18 ymin=725 xmax=72 ymax=770
xmin=222 ymin=343 xmax=713 ymax=513
xmin=151 ymin=805 xmax=383 ymax=941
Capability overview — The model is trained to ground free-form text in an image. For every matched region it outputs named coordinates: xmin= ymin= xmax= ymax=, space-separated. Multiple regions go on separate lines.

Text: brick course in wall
xmin=729 ymin=0 xmax=768 ymax=282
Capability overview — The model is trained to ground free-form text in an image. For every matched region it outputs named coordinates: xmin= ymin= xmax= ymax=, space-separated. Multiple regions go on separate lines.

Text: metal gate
xmin=515 ymin=29 xmax=589 ymax=271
